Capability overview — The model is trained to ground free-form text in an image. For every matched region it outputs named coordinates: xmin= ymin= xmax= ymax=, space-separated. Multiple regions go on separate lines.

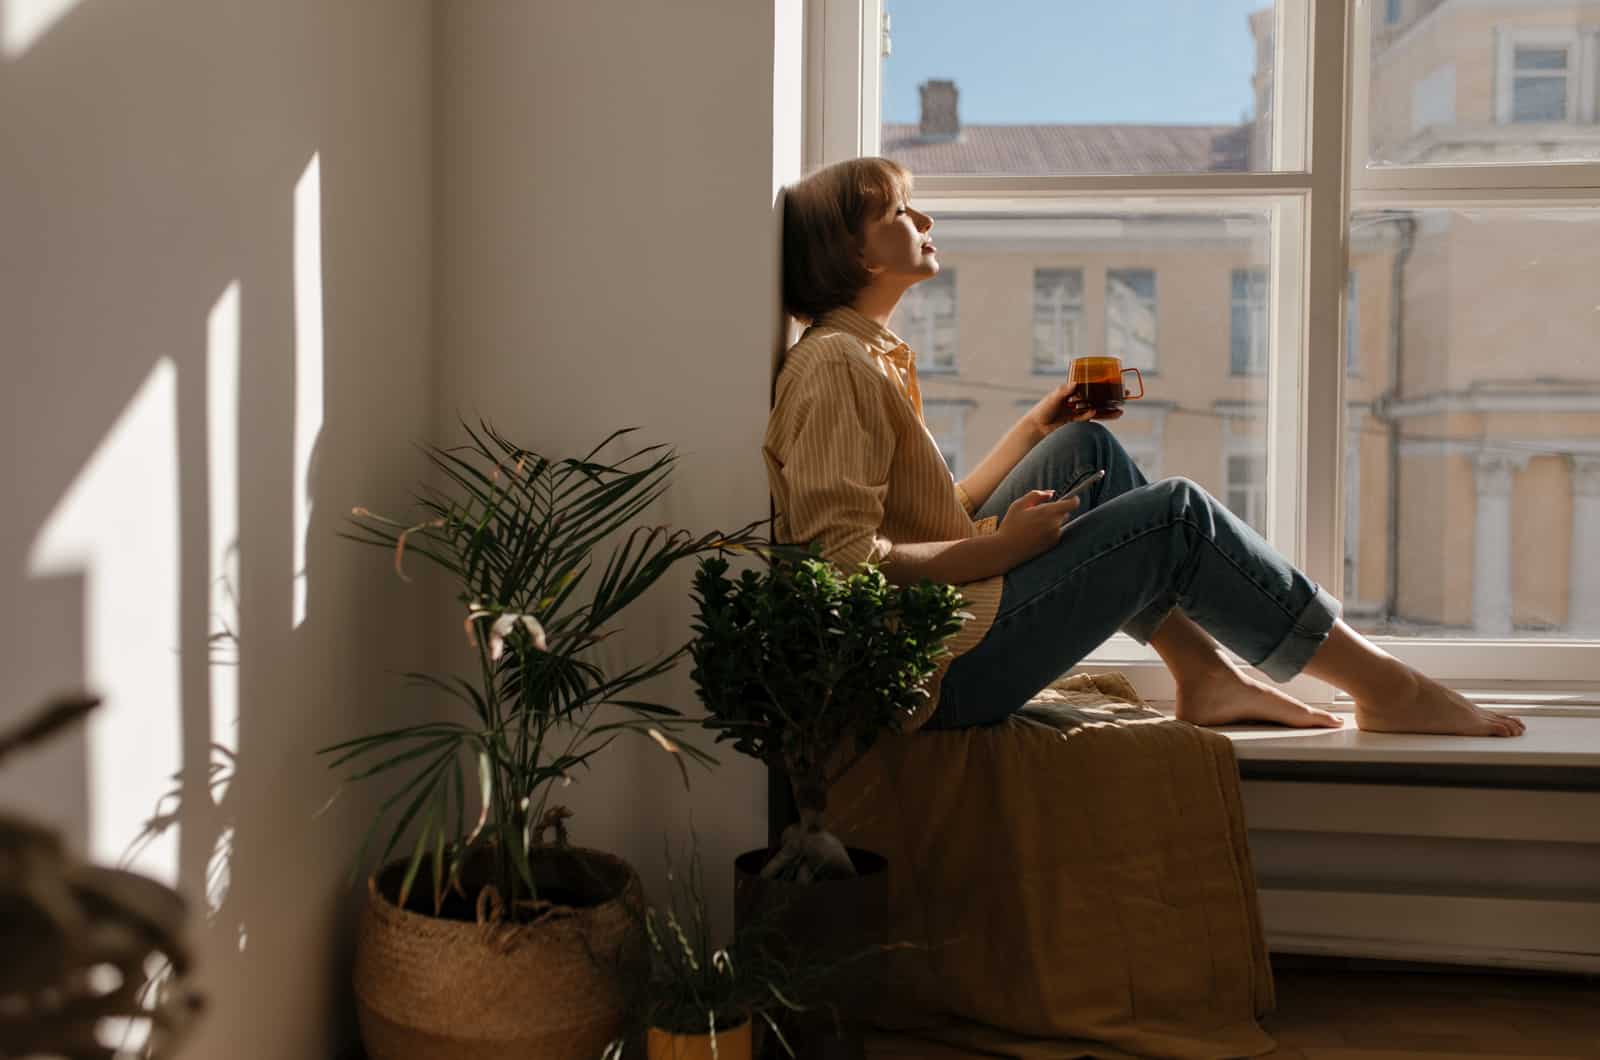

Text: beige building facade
xmin=885 ymin=1 xmax=1599 ymax=638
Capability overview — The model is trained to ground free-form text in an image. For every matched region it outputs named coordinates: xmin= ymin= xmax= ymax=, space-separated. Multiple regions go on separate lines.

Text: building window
xmin=1229 ymin=268 xmax=1268 ymax=376
xmin=1346 ymin=270 xmax=1359 ymax=375
xmin=1513 ymin=46 xmax=1571 ymax=122
xmin=896 ymin=269 xmax=957 ymax=373
xmin=1106 ymin=268 xmax=1157 ymax=371
xmin=1032 ymin=268 xmax=1085 ymax=374
xmin=1225 ymin=451 xmax=1268 ymax=534
xmin=921 ymin=400 xmax=972 ymax=477
xmin=1385 ymin=0 xmax=1402 ymax=25
xmin=1495 ymin=34 xmax=1584 ymax=125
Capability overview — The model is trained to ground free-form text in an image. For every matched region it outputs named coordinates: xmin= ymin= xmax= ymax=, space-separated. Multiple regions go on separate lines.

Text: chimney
xmin=919 ymin=80 xmax=960 ymax=141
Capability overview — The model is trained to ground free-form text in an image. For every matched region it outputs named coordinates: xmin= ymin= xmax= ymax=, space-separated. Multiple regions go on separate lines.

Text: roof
xmin=881 ymin=121 xmax=1253 ymax=175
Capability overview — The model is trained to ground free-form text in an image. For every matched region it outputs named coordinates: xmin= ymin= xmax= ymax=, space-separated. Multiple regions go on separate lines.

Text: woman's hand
xmin=997 ymin=489 xmax=1081 ymax=565
xmin=1027 ymin=382 xmax=1124 ymax=436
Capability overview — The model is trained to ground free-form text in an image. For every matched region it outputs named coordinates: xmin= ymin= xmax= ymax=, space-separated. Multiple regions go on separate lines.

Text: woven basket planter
xmin=354 ymin=846 xmax=645 ymax=1060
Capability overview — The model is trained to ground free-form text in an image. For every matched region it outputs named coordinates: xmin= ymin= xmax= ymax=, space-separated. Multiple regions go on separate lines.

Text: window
xmin=1511 ymin=46 xmax=1572 ymax=123
xmin=1370 ymin=16 xmax=1598 ymax=166
xmin=921 ymin=399 xmax=972 ymax=476
xmin=829 ymin=0 xmax=1600 ymax=692
xmin=1230 ymin=268 xmax=1268 ymax=376
xmin=1225 ymin=451 xmax=1269 ymax=535
xmin=1488 ymin=30 xmax=1594 ymax=133
xmin=1345 ymin=270 xmax=1359 ymax=375
xmin=1106 ymin=269 xmax=1157 ymax=371
xmin=895 ymin=268 xmax=957 ymax=373
xmin=1032 ymin=268 xmax=1084 ymax=374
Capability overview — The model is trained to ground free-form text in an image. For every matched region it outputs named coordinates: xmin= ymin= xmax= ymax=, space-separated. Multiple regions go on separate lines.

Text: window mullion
xmin=1299 ymin=0 xmax=1355 ymax=642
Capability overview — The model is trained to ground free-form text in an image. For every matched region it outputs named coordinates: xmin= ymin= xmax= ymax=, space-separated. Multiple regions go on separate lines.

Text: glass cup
xmin=1067 ymin=356 xmax=1145 ymax=410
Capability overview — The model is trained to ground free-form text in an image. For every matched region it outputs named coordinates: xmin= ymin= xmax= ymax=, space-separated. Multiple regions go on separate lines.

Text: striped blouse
xmin=762 ymin=305 xmax=1003 ymax=731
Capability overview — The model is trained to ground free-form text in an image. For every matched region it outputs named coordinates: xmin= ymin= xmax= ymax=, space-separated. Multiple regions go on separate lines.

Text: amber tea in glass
xmin=1068 ymin=356 xmax=1144 ymax=409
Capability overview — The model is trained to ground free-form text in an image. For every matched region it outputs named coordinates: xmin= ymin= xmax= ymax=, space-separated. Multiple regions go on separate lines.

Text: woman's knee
xmin=1148 ymin=476 xmax=1220 ymax=524
xmin=1041 ymin=420 xmax=1115 ymax=470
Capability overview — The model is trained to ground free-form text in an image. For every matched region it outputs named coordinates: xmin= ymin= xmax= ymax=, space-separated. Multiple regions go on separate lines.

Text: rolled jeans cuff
xmin=1253 ymin=584 xmax=1341 ymax=682
xmin=1121 ymin=597 xmax=1178 ymax=646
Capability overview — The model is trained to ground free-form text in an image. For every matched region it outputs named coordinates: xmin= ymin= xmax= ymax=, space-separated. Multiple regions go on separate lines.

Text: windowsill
xmin=1217 ymin=713 xmax=1600 ymax=768
xmin=1143 ymin=704 xmax=1600 ymax=787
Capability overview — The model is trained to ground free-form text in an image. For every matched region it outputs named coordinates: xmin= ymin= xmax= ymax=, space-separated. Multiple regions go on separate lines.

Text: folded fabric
xmin=827 ymin=674 xmax=1276 ymax=1060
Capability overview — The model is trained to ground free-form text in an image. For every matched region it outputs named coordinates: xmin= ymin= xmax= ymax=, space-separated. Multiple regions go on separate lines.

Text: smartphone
xmin=1055 ymin=468 xmax=1106 ymax=504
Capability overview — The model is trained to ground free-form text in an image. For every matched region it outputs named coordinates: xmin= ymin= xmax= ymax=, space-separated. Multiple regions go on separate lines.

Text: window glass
xmin=1107 ymin=268 xmax=1158 ymax=371
xmin=1344 ymin=208 xmax=1600 ymax=637
xmin=1346 ymin=270 xmax=1360 ymax=375
xmin=1367 ymin=6 xmax=1600 ymax=166
xmin=921 ymin=399 xmax=972 ymax=476
xmin=1225 ymin=450 xmax=1268 ymax=532
xmin=911 ymin=207 xmax=1274 ymax=547
xmin=880 ymin=1 xmax=1280 ymax=175
xmin=1032 ymin=268 xmax=1085 ymax=374
xmin=1511 ymin=47 xmax=1570 ymax=123
xmin=894 ymin=268 xmax=958 ymax=373
xmin=1230 ymin=268 xmax=1268 ymax=376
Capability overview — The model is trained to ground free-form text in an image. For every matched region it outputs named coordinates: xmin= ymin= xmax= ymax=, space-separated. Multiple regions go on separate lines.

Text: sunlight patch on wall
xmin=1 ymin=0 xmax=83 ymax=59
xmin=207 ymin=283 xmax=240 ymax=802
xmin=293 ymin=154 xmax=324 ymax=629
xmin=27 ymin=358 xmax=182 ymax=886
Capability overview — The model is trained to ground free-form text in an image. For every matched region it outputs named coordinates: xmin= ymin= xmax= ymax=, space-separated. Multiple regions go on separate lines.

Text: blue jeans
xmin=927 ymin=422 xmax=1341 ymax=730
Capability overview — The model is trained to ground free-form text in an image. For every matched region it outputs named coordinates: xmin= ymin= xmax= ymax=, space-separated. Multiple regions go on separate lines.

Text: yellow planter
xmin=645 ymin=1019 xmax=752 ymax=1060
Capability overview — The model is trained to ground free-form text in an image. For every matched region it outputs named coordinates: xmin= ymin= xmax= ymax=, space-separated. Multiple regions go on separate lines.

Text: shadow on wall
xmin=0 ymin=0 xmax=432 ymax=1056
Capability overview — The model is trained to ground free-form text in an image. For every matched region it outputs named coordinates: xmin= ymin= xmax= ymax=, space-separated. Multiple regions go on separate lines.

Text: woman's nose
xmin=914 ymin=210 xmax=933 ymax=232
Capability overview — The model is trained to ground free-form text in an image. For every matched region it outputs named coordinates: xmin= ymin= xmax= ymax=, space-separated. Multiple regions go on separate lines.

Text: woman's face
xmin=859 ymin=197 xmax=938 ymax=287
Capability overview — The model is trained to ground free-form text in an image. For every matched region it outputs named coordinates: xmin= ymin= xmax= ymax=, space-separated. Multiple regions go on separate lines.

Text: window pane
xmin=912 ymin=205 xmax=1275 ymax=544
xmin=1511 ymin=76 xmax=1568 ymax=123
xmin=1032 ymin=268 xmax=1084 ymax=373
xmin=1344 ymin=208 xmax=1600 ymax=639
xmin=1366 ymin=5 xmax=1599 ymax=166
xmin=1514 ymin=47 xmax=1568 ymax=72
xmin=893 ymin=268 xmax=959 ymax=373
xmin=880 ymin=1 xmax=1281 ymax=175
xmin=1107 ymin=269 xmax=1158 ymax=370
xmin=922 ymin=399 xmax=972 ymax=476
xmin=1230 ymin=267 xmax=1268 ymax=376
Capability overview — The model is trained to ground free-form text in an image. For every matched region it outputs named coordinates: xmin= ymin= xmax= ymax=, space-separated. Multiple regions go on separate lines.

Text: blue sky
xmin=882 ymin=0 xmax=1271 ymax=125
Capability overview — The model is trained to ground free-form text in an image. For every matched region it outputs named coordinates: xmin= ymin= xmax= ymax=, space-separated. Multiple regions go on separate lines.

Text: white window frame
xmin=1494 ymin=28 xmax=1587 ymax=126
xmin=1105 ymin=267 xmax=1160 ymax=372
xmin=1230 ymin=267 xmax=1270 ymax=376
xmin=921 ymin=398 xmax=974 ymax=478
xmin=1031 ymin=267 xmax=1085 ymax=375
xmin=811 ymin=0 xmax=1600 ymax=697
xmin=897 ymin=267 xmax=958 ymax=373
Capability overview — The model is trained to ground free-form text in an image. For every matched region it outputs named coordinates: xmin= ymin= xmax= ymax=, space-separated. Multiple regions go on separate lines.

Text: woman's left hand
xmin=1028 ymin=382 xmax=1124 ymax=435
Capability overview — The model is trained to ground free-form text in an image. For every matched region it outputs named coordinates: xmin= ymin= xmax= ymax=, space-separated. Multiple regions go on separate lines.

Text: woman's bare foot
xmin=1353 ymin=669 xmax=1525 ymax=737
xmin=1175 ymin=665 xmax=1343 ymax=729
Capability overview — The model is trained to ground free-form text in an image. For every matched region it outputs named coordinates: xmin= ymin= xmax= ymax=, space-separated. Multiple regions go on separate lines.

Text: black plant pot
xmin=733 ymin=846 xmax=889 ymax=1060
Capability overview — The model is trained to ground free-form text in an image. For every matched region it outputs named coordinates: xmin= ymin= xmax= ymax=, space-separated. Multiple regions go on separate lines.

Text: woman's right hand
xmin=997 ymin=489 xmax=1080 ymax=564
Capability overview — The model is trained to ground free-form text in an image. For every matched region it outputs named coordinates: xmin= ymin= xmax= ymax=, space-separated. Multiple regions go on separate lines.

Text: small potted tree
xmin=324 ymin=424 xmax=766 ymax=1060
xmin=686 ymin=553 xmax=965 ymax=1051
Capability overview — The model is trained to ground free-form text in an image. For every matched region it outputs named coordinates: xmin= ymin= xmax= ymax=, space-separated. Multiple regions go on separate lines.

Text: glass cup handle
xmin=1122 ymin=367 xmax=1144 ymax=399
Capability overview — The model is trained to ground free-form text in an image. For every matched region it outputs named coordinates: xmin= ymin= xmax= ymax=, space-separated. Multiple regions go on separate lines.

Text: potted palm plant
xmin=686 ymin=553 xmax=965 ymax=1053
xmin=324 ymin=423 xmax=766 ymax=1060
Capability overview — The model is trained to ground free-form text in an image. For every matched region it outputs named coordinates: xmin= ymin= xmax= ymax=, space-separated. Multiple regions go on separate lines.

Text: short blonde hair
xmin=781 ymin=157 xmax=913 ymax=323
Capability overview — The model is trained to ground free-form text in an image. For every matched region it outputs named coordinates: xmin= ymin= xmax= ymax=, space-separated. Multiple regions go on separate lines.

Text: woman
xmin=765 ymin=156 xmax=1523 ymax=737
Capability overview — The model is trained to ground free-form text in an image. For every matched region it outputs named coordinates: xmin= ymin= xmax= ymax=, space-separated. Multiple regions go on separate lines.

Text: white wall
xmin=0 ymin=0 xmax=433 ymax=1056
xmin=433 ymin=0 xmax=800 ymax=932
